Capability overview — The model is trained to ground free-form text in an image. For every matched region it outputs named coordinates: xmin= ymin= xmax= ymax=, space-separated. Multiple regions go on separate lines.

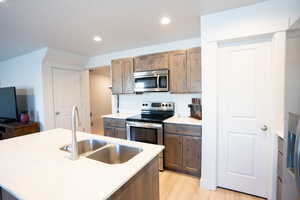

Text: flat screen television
xmin=0 ymin=87 xmax=18 ymax=122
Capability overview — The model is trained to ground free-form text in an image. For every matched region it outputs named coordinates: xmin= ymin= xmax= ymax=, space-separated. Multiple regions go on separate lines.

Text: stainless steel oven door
xmin=126 ymin=121 xmax=164 ymax=170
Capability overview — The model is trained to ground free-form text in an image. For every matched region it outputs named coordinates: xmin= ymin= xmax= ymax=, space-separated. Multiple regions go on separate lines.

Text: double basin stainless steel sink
xmin=60 ymin=139 xmax=143 ymax=164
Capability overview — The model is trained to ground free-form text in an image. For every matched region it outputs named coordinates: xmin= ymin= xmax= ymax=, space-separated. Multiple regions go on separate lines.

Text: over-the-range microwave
xmin=133 ymin=69 xmax=169 ymax=92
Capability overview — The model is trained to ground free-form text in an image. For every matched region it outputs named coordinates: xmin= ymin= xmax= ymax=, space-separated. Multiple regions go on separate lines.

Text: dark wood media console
xmin=0 ymin=122 xmax=40 ymax=140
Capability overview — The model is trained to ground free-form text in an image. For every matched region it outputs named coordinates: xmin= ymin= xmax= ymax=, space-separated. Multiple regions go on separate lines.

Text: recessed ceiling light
xmin=93 ymin=36 xmax=102 ymax=42
xmin=160 ymin=17 xmax=171 ymax=25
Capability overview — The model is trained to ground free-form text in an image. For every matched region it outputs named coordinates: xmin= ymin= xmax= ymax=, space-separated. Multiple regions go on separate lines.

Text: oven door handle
xmin=126 ymin=121 xmax=163 ymax=129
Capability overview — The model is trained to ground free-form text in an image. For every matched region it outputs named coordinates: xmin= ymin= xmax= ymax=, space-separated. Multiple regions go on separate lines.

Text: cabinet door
xmin=164 ymin=133 xmax=183 ymax=170
xmin=111 ymin=59 xmax=123 ymax=94
xmin=115 ymin=128 xmax=127 ymax=139
xmin=134 ymin=55 xmax=149 ymax=72
xmin=122 ymin=58 xmax=134 ymax=94
xmin=182 ymin=136 xmax=201 ymax=175
xmin=187 ymin=47 xmax=201 ymax=93
xmin=147 ymin=52 xmax=169 ymax=71
xmin=169 ymin=50 xmax=188 ymax=93
xmin=104 ymin=127 xmax=115 ymax=137
xmin=134 ymin=52 xmax=169 ymax=72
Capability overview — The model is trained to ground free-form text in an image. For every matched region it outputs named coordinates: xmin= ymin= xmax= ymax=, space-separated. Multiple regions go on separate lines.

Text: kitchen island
xmin=0 ymin=129 xmax=164 ymax=200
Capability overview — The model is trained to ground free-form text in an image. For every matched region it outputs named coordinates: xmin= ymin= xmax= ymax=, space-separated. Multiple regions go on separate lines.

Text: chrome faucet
xmin=71 ymin=106 xmax=80 ymax=160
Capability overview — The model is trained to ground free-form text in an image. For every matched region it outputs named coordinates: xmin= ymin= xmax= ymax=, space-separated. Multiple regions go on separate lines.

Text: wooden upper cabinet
xmin=111 ymin=58 xmax=134 ymax=94
xmin=182 ymin=136 xmax=201 ymax=175
xmin=111 ymin=59 xmax=123 ymax=94
xmin=187 ymin=47 xmax=201 ymax=93
xmin=134 ymin=52 xmax=169 ymax=72
xmin=122 ymin=58 xmax=134 ymax=94
xmin=169 ymin=50 xmax=187 ymax=93
xmin=169 ymin=47 xmax=201 ymax=93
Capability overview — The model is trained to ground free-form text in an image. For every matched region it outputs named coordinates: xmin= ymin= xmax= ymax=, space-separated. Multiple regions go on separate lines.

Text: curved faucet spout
xmin=71 ymin=106 xmax=80 ymax=160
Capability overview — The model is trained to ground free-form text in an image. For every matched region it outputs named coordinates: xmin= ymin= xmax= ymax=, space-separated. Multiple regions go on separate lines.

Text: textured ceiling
xmin=0 ymin=0 xmax=264 ymax=61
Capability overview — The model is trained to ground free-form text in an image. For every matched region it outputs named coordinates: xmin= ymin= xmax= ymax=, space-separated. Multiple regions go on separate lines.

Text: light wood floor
xmin=159 ymin=170 xmax=265 ymax=200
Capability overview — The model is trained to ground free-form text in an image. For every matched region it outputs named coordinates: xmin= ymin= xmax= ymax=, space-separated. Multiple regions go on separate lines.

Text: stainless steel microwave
xmin=133 ymin=69 xmax=169 ymax=92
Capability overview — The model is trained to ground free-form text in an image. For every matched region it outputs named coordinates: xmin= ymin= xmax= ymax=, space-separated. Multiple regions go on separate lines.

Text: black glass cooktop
xmin=126 ymin=113 xmax=174 ymax=123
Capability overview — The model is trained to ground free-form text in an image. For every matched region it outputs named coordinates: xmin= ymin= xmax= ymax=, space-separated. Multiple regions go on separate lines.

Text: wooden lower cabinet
xmin=164 ymin=133 xmax=182 ymax=170
xmin=104 ymin=127 xmax=127 ymax=139
xmin=114 ymin=128 xmax=127 ymax=139
xmin=164 ymin=123 xmax=202 ymax=176
xmin=182 ymin=136 xmax=201 ymax=175
xmin=104 ymin=127 xmax=115 ymax=137
xmin=103 ymin=118 xmax=127 ymax=140
xmin=108 ymin=157 xmax=159 ymax=200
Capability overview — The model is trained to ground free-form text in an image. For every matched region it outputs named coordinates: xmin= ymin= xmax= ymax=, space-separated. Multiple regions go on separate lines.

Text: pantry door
xmin=217 ymin=40 xmax=272 ymax=198
xmin=52 ymin=68 xmax=82 ymax=130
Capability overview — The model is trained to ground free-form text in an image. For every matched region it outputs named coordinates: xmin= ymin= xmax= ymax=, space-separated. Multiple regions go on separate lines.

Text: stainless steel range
xmin=126 ymin=101 xmax=175 ymax=171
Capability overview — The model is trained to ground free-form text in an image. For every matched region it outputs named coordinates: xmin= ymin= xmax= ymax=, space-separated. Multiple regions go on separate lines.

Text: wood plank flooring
xmin=159 ymin=170 xmax=265 ymax=200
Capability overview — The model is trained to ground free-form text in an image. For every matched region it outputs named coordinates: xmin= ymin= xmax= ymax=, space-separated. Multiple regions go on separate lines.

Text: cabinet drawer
xmin=164 ymin=124 xmax=201 ymax=137
xmin=104 ymin=118 xmax=126 ymax=128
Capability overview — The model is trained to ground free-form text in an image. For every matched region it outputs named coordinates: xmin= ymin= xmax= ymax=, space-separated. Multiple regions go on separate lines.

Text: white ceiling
xmin=0 ymin=0 xmax=264 ymax=61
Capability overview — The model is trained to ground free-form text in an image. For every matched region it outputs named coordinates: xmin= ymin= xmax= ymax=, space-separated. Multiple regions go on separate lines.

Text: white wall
xmin=112 ymin=93 xmax=201 ymax=117
xmin=200 ymin=0 xmax=299 ymax=198
xmin=201 ymin=0 xmax=300 ymax=43
xmin=0 ymin=47 xmax=90 ymax=131
xmin=88 ymin=37 xmax=201 ymax=67
xmin=89 ymin=37 xmax=202 ymax=116
xmin=286 ymin=30 xmax=300 ymax=119
xmin=42 ymin=48 xmax=90 ymax=131
xmin=0 ymin=48 xmax=48 ymax=129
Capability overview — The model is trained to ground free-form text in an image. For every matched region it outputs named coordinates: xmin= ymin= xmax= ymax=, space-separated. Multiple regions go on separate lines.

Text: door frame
xmin=201 ymin=31 xmax=286 ymax=200
xmin=42 ymin=63 xmax=91 ymax=132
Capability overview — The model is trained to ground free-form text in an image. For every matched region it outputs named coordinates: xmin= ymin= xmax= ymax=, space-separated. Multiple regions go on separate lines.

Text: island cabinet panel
xmin=134 ymin=52 xmax=169 ymax=72
xmin=164 ymin=123 xmax=202 ymax=176
xmin=169 ymin=47 xmax=202 ymax=93
xmin=111 ymin=58 xmax=134 ymax=94
xmin=103 ymin=118 xmax=127 ymax=139
xmin=108 ymin=157 xmax=159 ymax=200
xmin=169 ymin=50 xmax=188 ymax=93
xmin=187 ymin=47 xmax=202 ymax=93
xmin=164 ymin=133 xmax=183 ymax=170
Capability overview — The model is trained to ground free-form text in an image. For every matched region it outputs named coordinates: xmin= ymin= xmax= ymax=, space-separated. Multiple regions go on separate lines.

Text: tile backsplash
xmin=112 ymin=93 xmax=201 ymax=117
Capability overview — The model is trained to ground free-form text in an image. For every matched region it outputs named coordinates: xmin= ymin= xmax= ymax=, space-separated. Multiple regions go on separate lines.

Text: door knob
xmin=55 ymin=112 xmax=60 ymax=115
xmin=261 ymin=125 xmax=268 ymax=132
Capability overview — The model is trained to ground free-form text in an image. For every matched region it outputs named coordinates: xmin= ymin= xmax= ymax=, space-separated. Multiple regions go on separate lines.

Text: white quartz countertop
xmin=164 ymin=116 xmax=202 ymax=126
xmin=101 ymin=113 xmax=136 ymax=119
xmin=0 ymin=129 xmax=164 ymax=200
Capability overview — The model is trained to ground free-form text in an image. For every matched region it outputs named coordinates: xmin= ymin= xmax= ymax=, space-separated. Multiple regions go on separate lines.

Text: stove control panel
xmin=141 ymin=101 xmax=175 ymax=111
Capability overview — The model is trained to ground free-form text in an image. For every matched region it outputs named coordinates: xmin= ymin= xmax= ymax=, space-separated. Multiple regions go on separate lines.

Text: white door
xmin=217 ymin=40 xmax=272 ymax=198
xmin=53 ymin=68 xmax=81 ymax=130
